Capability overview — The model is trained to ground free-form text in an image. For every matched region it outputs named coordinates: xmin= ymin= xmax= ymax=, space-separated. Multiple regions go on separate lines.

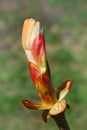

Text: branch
xmin=52 ymin=113 xmax=70 ymax=130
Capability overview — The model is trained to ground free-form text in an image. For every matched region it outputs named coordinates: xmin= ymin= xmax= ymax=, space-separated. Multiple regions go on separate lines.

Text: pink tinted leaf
xmin=36 ymin=74 xmax=57 ymax=104
xmin=58 ymin=80 xmax=73 ymax=91
xmin=31 ymin=33 xmax=46 ymax=65
xmin=22 ymin=100 xmax=51 ymax=110
xmin=58 ymin=80 xmax=73 ymax=101
xmin=29 ymin=62 xmax=40 ymax=84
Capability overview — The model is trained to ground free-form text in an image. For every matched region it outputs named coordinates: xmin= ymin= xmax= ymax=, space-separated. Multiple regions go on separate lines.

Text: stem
xmin=52 ymin=113 xmax=70 ymax=130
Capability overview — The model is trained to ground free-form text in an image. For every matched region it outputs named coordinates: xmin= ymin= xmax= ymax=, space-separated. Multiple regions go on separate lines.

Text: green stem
xmin=52 ymin=113 xmax=70 ymax=130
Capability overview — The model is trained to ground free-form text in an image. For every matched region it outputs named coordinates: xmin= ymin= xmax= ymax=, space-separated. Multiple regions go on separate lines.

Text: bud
xmin=22 ymin=18 xmax=73 ymax=122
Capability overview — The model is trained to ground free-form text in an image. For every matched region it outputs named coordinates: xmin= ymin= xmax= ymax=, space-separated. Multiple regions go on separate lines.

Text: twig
xmin=52 ymin=113 xmax=70 ymax=130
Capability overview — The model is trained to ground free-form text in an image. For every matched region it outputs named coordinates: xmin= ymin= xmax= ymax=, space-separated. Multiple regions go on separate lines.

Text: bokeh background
xmin=0 ymin=0 xmax=87 ymax=130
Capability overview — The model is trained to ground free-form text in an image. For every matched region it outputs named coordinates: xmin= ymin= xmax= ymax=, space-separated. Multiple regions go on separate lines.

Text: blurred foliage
xmin=0 ymin=0 xmax=87 ymax=130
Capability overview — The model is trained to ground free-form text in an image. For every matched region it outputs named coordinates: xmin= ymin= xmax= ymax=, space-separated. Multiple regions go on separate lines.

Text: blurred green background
xmin=0 ymin=0 xmax=87 ymax=129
